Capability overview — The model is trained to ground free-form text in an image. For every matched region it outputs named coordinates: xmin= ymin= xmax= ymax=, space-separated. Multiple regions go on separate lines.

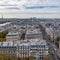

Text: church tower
xmin=2 ymin=14 xmax=3 ymax=20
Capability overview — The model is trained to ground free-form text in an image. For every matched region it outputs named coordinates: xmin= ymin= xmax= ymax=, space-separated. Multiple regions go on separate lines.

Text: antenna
xmin=2 ymin=14 xmax=3 ymax=20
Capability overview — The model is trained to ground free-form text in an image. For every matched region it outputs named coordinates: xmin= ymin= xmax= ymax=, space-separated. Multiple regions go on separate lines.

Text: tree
xmin=10 ymin=56 xmax=16 ymax=60
xmin=29 ymin=56 xmax=34 ymax=60
xmin=0 ymin=31 xmax=8 ymax=38
xmin=55 ymin=36 xmax=60 ymax=48
xmin=0 ymin=31 xmax=8 ymax=42
xmin=0 ymin=54 xmax=10 ymax=60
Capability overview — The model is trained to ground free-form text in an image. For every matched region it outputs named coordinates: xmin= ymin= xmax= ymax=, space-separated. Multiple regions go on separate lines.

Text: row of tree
xmin=0 ymin=54 xmax=34 ymax=60
xmin=0 ymin=31 xmax=8 ymax=38
xmin=55 ymin=36 xmax=60 ymax=48
xmin=0 ymin=31 xmax=8 ymax=42
xmin=0 ymin=54 xmax=16 ymax=60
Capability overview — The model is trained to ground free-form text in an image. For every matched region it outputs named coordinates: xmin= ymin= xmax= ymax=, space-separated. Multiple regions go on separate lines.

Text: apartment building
xmin=29 ymin=39 xmax=48 ymax=60
xmin=6 ymin=32 xmax=21 ymax=41
xmin=0 ymin=41 xmax=17 ymax=57
xmin=0 ymin=39 xmax=49 ymax=60
xmin=25 ymin=28 xmax=43 ymax=39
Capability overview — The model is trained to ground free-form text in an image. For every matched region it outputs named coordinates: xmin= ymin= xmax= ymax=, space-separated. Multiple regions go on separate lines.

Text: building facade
xmin=6 ymin=32 xmax=21 ymax=41
xmin=25 ymin=28 xmax=43 ymax=39
xmin=0 ymin=39 xmax=49 ymax=60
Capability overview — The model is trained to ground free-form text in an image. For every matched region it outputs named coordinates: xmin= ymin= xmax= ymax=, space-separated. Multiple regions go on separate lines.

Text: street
xmin=39 ymin=25 xmax=60 ymax=60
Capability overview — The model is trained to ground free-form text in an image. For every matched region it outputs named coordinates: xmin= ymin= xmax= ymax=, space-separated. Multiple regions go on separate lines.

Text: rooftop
xmin=6 ymin=32 xmax=20 ymax=36
xmin=26 ymin=28 xmax=42 ymax=35
xmin=0 ymin=22 xmax=11 ymax=27
xmin=0 ymin=39 xmax=47 ymax=47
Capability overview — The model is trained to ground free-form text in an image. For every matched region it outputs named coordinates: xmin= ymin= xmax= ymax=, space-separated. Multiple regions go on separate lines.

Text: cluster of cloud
xmin=0 ymin=0 xmax=22 ymax=10
xmin=0 ymin=0 xmax=60 ymax=10
xmin=25 ymin=0 xmax=60 ymax=9
xmin=0 ymin=0 xmax=60 ymax=18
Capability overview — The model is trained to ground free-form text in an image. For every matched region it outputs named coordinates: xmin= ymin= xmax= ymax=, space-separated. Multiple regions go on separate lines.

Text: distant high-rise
xmin=2 ymin=15 xmax=3 ymax=20
xmin=1 ymin=14 xmax=3 ymax=21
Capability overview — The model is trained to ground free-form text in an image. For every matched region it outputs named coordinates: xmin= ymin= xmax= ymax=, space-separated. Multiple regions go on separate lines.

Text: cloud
xmin=5 ymin=7 xmax=20 ymax=10
xmin=0 ymin=0 xmax=21 ymax=10
xmin=0 ymin=4 xmax=17 ymax=6
xmin=25 ymin=0 xmax=60 ymax=9
xmin=25 ymin=6 xmax=60 ymax=9
xmin=0 ymin=0 xmax=60 ymax=10
xmin=0 ymin=0 xmax=60 ymax=18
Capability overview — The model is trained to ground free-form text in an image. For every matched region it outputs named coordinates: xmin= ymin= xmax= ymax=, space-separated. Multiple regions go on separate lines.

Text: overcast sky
xmin=0 ymin=0 xmax=60 ymax=18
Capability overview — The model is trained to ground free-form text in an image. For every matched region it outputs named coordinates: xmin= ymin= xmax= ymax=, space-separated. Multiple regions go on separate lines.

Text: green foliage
xmin=20 ymin=58 xmax=27 ymax=60
xmin=55 ymin=36 xmax=60 ymax=48
xmin=10 ymin=56 xmax=16 ymax=60
xmin=0 ymin=31 xmax=8 ymax=42
xmin=0 ymin=54 xmax=10 ymax=60
xmin=0 ymin=31 xmax=8 ymax=38
xmin=56 ymin=36 xmax=60 ymax=41
xmin=17 ymin=58 xmax=29 ymax=60
xmin=20 ymin=58 xmax=24 ymax=60
xmin=0 ymin=38 xmax=6 ymax=42
xmin=29 ymin=56 xmax=34 ymax=60
xmin=0 ymin=54 xmax=16 ymax=60
xmin=55 ymin=41 xmax=59 ymax=48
